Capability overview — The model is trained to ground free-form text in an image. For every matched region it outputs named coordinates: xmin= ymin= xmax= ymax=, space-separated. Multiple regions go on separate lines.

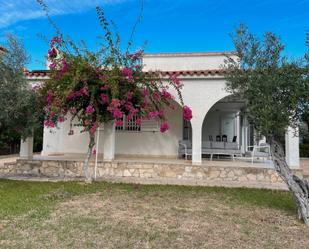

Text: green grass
xmin=0 ymin=179 xmax=308 ymax=249
xmin=0 ymin=179 xmax=296 ymax=219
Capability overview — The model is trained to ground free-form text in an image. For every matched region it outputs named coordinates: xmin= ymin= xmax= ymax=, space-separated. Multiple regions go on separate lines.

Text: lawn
xmin=0 ymin=180 xmax=309 ymax=249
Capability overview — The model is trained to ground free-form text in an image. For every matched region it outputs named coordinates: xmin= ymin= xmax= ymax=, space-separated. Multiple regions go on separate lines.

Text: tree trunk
xmin=270 ymin=140 xmax=309 ymax=224
xmin=83 ymin=133 xmax=95 ymax=183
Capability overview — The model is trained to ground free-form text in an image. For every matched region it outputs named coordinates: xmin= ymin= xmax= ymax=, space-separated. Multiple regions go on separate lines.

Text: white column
xmin=285 ymin=126 xmax=300 ymax=168
xmin=191 ymin=119 xmax=202 ymax=165
xmin=20 ymin=137 xmax=34 ymax=159
xmin=103 ymin=120 xmax=115 ymax=161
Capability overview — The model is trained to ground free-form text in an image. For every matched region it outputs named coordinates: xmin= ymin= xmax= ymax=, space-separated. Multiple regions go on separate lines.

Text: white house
xmin=22 ymin=52 xmax=300 ymax=168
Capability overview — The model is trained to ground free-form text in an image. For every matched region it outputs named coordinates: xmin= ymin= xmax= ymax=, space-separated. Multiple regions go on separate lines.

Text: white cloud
xmin=0 ymin=0 xmax=128 ymax=29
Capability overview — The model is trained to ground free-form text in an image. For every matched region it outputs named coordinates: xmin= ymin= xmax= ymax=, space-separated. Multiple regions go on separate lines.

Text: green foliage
xmin=225 ymin=24 xmax=309 ymax=140
xmin=300 ymin=144 xmax=309 ymax=157
xmin=0 ymin=34 xmax=42 ymax=140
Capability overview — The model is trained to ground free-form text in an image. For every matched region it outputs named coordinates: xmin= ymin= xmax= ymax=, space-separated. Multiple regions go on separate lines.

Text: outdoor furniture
xmin=202 ymin=141 xmax=241 ymax=161
xmin=216 ymin=135 xmax=221 ymax=141
xmin=209 ymin=135 xmax=213 ymax=141
xmin=247 ymin=143 xmax=271 ymax=164
xmin=232 ymin=136 xmax=237 ymax=142
xmin=178 ymin=140 xmax=192 ymax=160
xmin=178 ymin=140 xmax=242 ymax=161
xmin=222 ymin=135 xmax=227 ymax=142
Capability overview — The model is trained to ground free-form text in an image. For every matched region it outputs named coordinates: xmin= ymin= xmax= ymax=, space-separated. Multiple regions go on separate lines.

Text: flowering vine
xmin=39 ymin=5 xmax=192 ymax=181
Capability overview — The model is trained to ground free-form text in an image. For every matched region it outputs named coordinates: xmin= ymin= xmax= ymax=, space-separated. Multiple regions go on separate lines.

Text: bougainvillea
xmin=39 ymin=6 xmax=192 ymax=181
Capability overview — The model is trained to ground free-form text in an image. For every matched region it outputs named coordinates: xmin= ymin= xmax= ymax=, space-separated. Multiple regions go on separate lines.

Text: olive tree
xmin=0 ymin=35 xmax=41 ymax=145
xmin=225 ymin=24 xmax=309 ymax=224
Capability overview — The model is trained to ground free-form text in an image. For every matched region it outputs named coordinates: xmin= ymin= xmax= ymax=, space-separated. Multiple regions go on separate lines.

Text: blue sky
xmin=0 ymin=0 xmax=308 ymax=70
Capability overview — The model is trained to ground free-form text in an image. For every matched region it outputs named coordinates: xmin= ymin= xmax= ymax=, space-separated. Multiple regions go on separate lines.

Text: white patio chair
xmin=178 ymin=140 xmax=192 ymax=160
xmin=248 ymin=143 xmax=271 ymax=164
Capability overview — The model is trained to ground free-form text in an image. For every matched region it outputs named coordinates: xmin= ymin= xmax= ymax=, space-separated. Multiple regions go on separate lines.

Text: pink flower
xmin=183 ymin=105 xmax=193 ymax=121
xmin=121 ymin=67 xmax=133 ymax=77
xmin=148 ymin=111 xmax=159 ymax=119
xmin=135 ymin=119 xmax=142 ymax=126
xmin=161 ymin=89 xmax=174 ymax=100
xmin=80 ymin=87 xmax=89 ymax=96
xmin=48 ymin=47 xmax=57 ymax=58
xmin=160 ymin=122 xmax=170 ymax=133
xmin=101 ymin=93 xmax=107 ymax=104
xmin=115 ymin=120 xmax=123 ymax=126
xmin=47 ymin=90 xmax=54 ymax=104
xmin=61 ymin=59 xmax=69 ymax=74
xmin=92 ymin=149 xmax=96 ymax=155
xmin=86 ymin=105 xmax=95 ymax=114
xmin=170 ymin=74 xmax=183 ymax=88
xmin=129 ymin=50 xmax=143 ymax=60
xmin=90 ymin=123 xmax=98 ymax=135
xmin=153 ymin=91 xmax=161 ymax=102
xmin=110 ymin=99 xmax=121 ymax=108
xmin=121 ymin=67 xmax=134 ymax=82
xmin=49 ymin=111 xmax=55 ymax=118
xmin=44 ymin=120 xmax=55 ymax=128
xmin=58 ymin=116 xmax=65 ymax=123
xmin=112 ymin=109 xmax=123 ymax=119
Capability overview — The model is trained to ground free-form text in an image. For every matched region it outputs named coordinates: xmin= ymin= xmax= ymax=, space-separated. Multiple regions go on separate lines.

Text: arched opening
xmin=201 ymin=95 xmax=253 ymax=160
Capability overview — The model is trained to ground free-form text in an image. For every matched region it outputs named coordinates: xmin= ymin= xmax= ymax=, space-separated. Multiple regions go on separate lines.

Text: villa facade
xmin=22 ymin=52 xmax=300 ymax=168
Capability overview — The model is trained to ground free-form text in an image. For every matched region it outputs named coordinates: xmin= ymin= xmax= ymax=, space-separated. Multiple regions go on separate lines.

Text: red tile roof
xmin=24 ymin=69 xmax=228 ymax=78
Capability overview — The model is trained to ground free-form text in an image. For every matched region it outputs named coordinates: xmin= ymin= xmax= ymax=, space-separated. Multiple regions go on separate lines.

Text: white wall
xmin=42 ymin=103 xmax=183 ymax=157
xmin=143 ymin=52 xmax=236 ymax=71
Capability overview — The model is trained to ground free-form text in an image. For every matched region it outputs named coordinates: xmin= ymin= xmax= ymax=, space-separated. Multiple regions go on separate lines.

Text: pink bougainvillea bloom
xmin=183 ymin=105 xmax=193 ymax=121
xmin=61 ymin=59 xmax=69 ymax=74
xmin=86 ymin=105 xmax=95 ymax=114
xmin=161 ymin=89 xmax=174 ymax=100
xmin=84 ymin=119 xmax=91 ymax=126
xmin=153 ymin=91 xmax=161 ymax=102
xmin=148 ymin=111 xmax=159 ymax=119
xmin=121 ymin=67 xmax=133 ymax=77
xmin=58 ymin=116 xmax=65 ymax=123
xmin=100 ymin=93 xmax=107 ymax=104
xmin=169 ymin=74 xmax=183 ymax=88
xmin=110 ymin=98 xmax=121 ymax=108
xmin=135 ymin=118 xmax=142 ymax=126
xmin=160 ymin=122 xmax=170 ymax=133
xmin=112 ymin=109 xmax=123 ymax=119
xmin=44 ymin=120 xmax=55 ymax=128
xmin=90 ymin=123 xmax=98 ymax=135
xmin=47 ymin=90 xmax=54 ymax=104
xmin=115 ymin=120 xmax=123 ymax=126
xmin=80 ymin=87 xmax=89 ymax=96
xmin=49 ymin=111 xmax=55 ymax=117
xmin=92 ymin=149 xmax=96 ymax=155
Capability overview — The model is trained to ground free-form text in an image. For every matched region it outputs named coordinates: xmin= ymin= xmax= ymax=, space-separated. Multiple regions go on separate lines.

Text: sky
xmin=0 ymin=0 xmax=308 ymax=70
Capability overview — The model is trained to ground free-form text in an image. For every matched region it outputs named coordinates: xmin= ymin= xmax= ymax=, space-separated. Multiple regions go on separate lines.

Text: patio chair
xmin=178 ymin=140 xmax=192 ymax=160
xmin=216 ymin=135 xmax=221 ymax=142
xmin=248 ymin=143 xmax=271 ymax=164
xmin=232 ymin=136 xmax=237 ymax=142
xmin=222 ymin=135 xmax=227 ymax=142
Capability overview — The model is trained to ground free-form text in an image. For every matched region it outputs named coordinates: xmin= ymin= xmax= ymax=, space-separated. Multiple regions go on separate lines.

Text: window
xmin=116 ymin=115 xmax=159 ymax=132
xmin=116 ymin=115 xmax=141 ymax=131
